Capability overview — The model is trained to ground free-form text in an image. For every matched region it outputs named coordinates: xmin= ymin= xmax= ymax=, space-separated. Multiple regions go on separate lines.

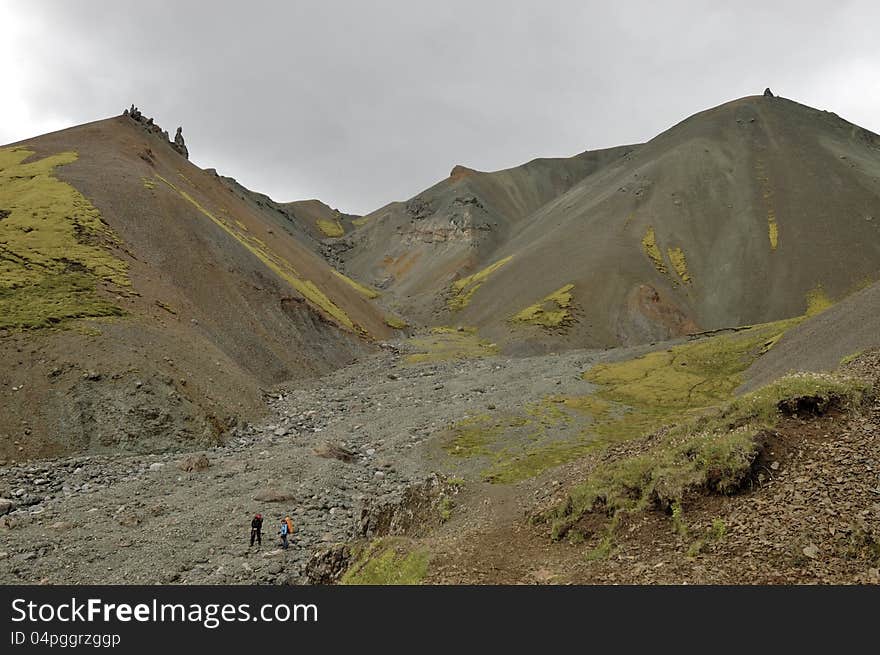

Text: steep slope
xmin=0 ymin=113 xmax=392 ymax=460
xmin=741 ymin=279 xmax=880 ymax=392
xmin=343 ymin=94 xmax=880 ymax=354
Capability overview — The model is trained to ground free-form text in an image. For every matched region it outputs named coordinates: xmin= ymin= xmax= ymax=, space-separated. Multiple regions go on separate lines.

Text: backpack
xmin=285 ymin=517 xmax=294 ymax=534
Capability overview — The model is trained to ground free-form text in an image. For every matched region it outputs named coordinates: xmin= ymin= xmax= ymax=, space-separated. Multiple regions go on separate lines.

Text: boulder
xmin=178 ymin=453 xmax=210 ymax=472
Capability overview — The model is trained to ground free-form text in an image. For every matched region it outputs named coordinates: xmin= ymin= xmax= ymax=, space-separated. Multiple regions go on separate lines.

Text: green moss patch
xmin=332 ymin=270 xmax=380 ymax=299
xmin=581 ymin=318 xmax=801 ymax=444
xmin=667 ymin=247 xmax=691 ymax=284
xmin=443 ymin=415 xmax=501 ymax=457
xmin=0 ymin=147 xmax=129 ymax=329
xmin=441 ymin=396 xmax=607 ymax=485
xmin=316 ymin=218 xmax=344 ymax=238
xmin=0 ymin=274 xmax=124 ymax=329
xmin=805 ymin=284 xmax=832 ymax=316
xmin=340 ymin=538 xmax=429 ymax=585
xmin=384 ymin=314 xmax=408 ymax=329
xmin=768 ymin=210 xmax=779 ymax=251
xmin=448 ymin=256 xmax=512 ymax=310
xmin=511 ymin=284 xmax=575 ymax=328
xmin=406 ymin=329 xmax=497 ymax=364
xmin=641 ymin=226 xmax=666 ymax=274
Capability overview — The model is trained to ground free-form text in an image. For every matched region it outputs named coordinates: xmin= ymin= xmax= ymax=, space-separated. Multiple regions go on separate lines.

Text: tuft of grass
xmin=332 ymin=270 xmax=380 ymax=299
xmin=316 ymin=218 xmax=344 ymax=238
xmin=448 ymin=256 xmax=512 ymax=310
xmin=641 ymin=226 xmax=666 ymax=274
xmin=0 ymin=147 xmax=129 ymax=329
xmin=340 ymin=538 xmax=429 ymax=585
xmin=585 ymin=533 xmax=615 ymax=561
xmin=438 ymin=496 xmax=455 ymax=522
xmin=511 ymin=284 xmax=575 ymax=328
xmin=549 ymin=372 xmax=870 ymax=540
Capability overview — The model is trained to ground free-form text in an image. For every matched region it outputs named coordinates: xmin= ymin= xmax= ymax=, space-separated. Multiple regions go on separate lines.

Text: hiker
xmin=279 ymin=518 xmax=290 ymax=549
xmin=250 ymin=513 xmax=263 ymax=547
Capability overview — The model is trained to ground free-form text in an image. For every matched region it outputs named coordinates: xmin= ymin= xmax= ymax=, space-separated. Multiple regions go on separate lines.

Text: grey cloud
xmin=3 ymin=0 xmax=879 ymax=213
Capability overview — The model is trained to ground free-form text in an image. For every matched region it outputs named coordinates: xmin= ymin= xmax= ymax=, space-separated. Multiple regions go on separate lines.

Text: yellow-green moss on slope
xmin=0 ymin=275 xmax=124 ymax=329
xmin=448 ymin=255 xmax=512 ymax=310
xmin=406 ymin=328 xmax=497 ymax=364
xmin=805 ymin=284 xmax=832 ymax=316
xmin=511 ymin=284 xmax=575 ymax=328
xmin=768 ymin=210 xmax=779 ymax=251
xmin=316 ymin=218 xmax=344 ymax=238
xmin=340 ymin=539 xmax=429 ymax=585
xmin=0 ymin=147 xmax=129 ymax=329
xmin=641 ymin=226 xmax=666 ymax=274
xmin=155 ymin=174 xmax=359 ymax=333
xmin=667 ymin=247 xmax=691 ymax=284
xmin=436 ymin=320 xmax=805 ymax=486
xmin=581 ymin=318 xmax=802 ymax=444
xmin=332 ymin=270 xmax=380 ymax=299
xmin=441 ymin=396 xmax=609 ymax=485
xmin=444 ymin=415 xmax=501 ymax=457
xmin=384 ymin=314 xmax=408 ymax=329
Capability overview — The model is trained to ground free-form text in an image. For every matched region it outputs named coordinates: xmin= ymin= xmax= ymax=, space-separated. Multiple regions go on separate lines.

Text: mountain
xmin=5 ymin=92 xmax=880 ymax=461
xmin=339 ymin=94 xmax=880 ymax=354
xmin=0 ymin=112 xmax=393 ymax=460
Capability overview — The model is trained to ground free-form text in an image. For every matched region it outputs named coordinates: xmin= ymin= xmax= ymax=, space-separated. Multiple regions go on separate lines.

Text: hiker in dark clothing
xmin=250 ymin=514 xmax=263 ymax=547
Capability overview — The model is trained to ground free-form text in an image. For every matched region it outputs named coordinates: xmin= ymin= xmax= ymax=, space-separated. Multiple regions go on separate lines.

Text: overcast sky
xmin=2 ymin=1 xmax=879 ymax=214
